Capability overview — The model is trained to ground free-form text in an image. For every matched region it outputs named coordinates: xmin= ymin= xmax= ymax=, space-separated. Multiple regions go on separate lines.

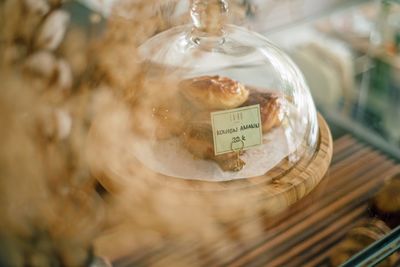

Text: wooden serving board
xmin=104 ymin=134 xmax=400 ymax=267
xmin=94 ymin=114 xmax=332 ymax=216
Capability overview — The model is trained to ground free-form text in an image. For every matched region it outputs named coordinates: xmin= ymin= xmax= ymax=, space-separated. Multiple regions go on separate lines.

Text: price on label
xmin=211 ymin=104 xmax=262 ymax=155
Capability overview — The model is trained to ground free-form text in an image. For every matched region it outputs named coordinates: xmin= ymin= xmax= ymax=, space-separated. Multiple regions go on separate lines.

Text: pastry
xmin=370 ymin=173 xmax=400 ymax=228
xmin=329 ymin=219 xmax=397 ymax=267
xmin=347 ymin=219 xmax=391 ymax=245
xmin=329 ymin=239 xmax=365 ymax=267
xmin=241 ymin=90 xmax=282 ymax=133
xmin=182 ymin=113 xmax=245 ymax=172
xmin=179 ymin=75 xmax=249 ymax=110
xmin=182 ymin=118 xmax=214 ymax=160
xmin=152 ymin=94 xmax=192 ymax=140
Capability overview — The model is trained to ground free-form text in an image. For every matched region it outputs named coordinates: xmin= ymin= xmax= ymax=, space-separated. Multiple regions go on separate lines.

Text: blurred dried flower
xmin=0 ymin=0 xmax=268 ymax=266
xmin=35 ymin=10 xmax=70 ymax=51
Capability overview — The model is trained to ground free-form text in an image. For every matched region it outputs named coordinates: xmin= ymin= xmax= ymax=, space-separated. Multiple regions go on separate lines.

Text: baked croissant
xmin=179 ymin=75 xmax=249 ymax=110
xmin=242 ymin=91 xmax=282 ymax=133
xmin=151 ymin=94 xmax=193 ymax=140
xmin=182 ymin=114 xmax=245 ymax=172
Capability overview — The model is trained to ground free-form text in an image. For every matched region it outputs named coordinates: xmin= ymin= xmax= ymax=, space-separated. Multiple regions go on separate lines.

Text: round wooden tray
xmin=92 ymin=113 xmax=332 ymax=212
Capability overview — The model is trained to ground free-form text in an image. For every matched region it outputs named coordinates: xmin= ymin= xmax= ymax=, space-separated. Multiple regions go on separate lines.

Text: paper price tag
xmin=211 ymin=104 xmax=262 ymax=155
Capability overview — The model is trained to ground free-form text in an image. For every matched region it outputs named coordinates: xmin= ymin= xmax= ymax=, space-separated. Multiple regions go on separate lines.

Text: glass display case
xmin=1 ymin=0 xmax=399 ymax=267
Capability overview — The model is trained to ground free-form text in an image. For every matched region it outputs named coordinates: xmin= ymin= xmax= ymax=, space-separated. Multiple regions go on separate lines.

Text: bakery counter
xmin=99 ymin=135 xmax=400 ymax=267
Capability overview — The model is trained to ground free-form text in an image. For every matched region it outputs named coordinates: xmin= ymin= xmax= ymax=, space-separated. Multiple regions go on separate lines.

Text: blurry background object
xmin=261 ymin=0 xmax=400 ymax=160
xmin=78 ymin=0 xmax=358 ymax=31
xmin=371 ymin=173 xmax=400 ymax=229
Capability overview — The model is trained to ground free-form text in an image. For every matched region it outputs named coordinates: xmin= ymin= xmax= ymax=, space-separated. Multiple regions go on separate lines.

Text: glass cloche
xmin=134 ymin=0 xmax=322 ymax=182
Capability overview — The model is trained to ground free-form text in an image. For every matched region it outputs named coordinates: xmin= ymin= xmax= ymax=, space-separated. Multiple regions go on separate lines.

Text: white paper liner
xmin=132 ymin=120 xmax=305 ymax=182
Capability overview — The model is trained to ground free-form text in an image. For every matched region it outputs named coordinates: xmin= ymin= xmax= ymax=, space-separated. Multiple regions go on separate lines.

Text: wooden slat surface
xmin=112 ymin=135 xmax=400 ymax=267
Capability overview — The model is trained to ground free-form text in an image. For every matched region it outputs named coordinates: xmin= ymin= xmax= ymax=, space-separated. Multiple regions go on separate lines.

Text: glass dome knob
xmin=190 ymin=0 xmax=228 ymax=38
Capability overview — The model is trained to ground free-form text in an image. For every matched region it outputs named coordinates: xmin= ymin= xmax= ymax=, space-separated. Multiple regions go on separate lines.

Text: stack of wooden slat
xmin=113 ymin=135 xmax=400 ymax=267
